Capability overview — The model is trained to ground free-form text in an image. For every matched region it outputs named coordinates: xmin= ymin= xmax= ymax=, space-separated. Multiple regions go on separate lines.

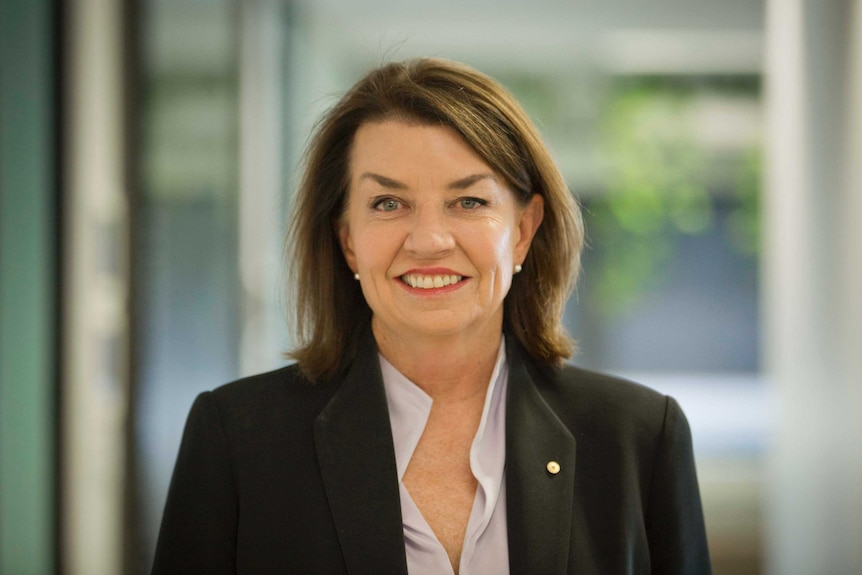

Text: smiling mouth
xmin=401 ymin=273 xmax=464 ymax=289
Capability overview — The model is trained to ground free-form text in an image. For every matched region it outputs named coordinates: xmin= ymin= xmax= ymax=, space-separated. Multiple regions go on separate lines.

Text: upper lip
xmin=400 ymin=267 xmax=465 ymax=277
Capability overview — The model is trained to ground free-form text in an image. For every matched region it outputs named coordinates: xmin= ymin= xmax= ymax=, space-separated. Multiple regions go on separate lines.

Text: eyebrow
xmin=359 ymin=173 xmax=408 ymax=189
xmin=358 ymin=172 xmax=497 ymax=190
xmin=448 ymin=173 xmax=497 ymax=190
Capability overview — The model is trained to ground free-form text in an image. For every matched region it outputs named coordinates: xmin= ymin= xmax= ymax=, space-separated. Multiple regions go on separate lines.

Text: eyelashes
xmin=456 ymin=197 xmax=488 ymax=210
xmin=370 ymin=196 xmax=489 ymax=213
xmin=371 ymin=197 xmax=402 ymax=212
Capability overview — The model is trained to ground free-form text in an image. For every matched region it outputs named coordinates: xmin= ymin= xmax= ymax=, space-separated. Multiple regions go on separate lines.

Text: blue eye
xmin=373 ymin=198 xmax=401 ymax=212
xmin=458 ymin=197 xmax=486 ymax=209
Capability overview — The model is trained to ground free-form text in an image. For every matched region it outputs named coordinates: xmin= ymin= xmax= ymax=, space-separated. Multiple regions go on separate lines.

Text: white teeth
xmin=402 ymin=274 xmax=463 ymax=289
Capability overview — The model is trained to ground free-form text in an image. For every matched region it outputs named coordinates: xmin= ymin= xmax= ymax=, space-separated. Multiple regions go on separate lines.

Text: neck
xmin=372 ymin=318 xmax=503 ymax=401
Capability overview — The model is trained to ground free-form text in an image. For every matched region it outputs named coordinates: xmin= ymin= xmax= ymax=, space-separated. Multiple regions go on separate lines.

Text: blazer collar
xmin=313 ymin=330 xmax=577 ymax=575
xmin=313 ymin=327 xmax=409 ymax=575
xmin=505 ymin=339 xmax=577 ymax=574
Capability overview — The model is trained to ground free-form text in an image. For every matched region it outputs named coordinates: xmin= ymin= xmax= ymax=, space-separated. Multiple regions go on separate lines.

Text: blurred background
xmin=2 ymin=0 xmax=861 ymax=573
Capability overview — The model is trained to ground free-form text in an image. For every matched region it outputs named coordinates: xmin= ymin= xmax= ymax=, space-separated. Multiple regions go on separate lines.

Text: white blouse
xmin=380 ymin=338 xmax=510 ymax=575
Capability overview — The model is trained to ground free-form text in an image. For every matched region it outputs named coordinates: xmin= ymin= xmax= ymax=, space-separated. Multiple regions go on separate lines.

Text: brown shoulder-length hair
xmin=286 ymin=58 xmax=584 ymax=380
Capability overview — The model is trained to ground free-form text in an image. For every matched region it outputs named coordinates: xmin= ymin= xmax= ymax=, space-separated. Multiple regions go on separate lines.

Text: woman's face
xmin=338 ymin=119 xmax=543 ymax=345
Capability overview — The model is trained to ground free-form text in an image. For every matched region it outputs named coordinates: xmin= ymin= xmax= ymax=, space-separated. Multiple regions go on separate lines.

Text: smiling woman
xmin=288 ymin=59 xmax=583 ymax=382
xmin=339 ymin=121 xmax=545 ymax=360
xmin=151 ymin=58 xmax=712 ymax=575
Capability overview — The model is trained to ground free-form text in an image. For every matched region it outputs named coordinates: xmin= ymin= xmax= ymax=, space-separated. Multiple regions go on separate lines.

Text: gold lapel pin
xmin=546 ymin=461 xmax=561 ymax=475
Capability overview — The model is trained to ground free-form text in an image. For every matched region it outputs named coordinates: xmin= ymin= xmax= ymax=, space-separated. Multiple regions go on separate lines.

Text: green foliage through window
xmin=588 ymin=77 xmax=761 ymax=316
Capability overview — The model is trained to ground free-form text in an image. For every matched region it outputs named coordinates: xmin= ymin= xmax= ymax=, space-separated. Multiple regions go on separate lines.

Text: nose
xmin=404 ymin=204 xmax=455 ymax=257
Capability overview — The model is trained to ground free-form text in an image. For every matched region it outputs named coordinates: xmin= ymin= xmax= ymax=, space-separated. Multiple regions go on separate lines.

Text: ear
xmin=513 ymin=193 xmax=544 ymax=264
xmin=337 ymin=220 xmax=358 ymax=274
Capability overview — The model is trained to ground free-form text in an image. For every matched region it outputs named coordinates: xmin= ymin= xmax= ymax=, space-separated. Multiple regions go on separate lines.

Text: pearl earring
xmin=354 ymin=273 xmax=360 ymax=280
xmin=514 ymin=264 xmax=522 ymax=274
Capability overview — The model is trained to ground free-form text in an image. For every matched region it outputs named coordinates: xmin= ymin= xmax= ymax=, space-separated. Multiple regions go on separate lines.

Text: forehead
xmin=349 ymin=120 xmax=492 ymax=179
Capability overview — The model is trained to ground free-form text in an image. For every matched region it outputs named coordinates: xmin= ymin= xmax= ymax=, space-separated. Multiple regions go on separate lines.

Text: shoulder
xmin=523 ymin=360 xmax=679 ymax=448
xmin=536 ymin=362 xmax=670 ymax=419
xmin=199 ymin=363 xmax=342 ymax=435
xmin=210 ymin=362 xmax=322 ymax=400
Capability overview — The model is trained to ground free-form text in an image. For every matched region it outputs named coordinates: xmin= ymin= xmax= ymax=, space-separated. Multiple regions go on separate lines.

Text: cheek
xmin=354 ymin=225 xmax=399 ymax=267
xmin=487 ymin=223 xmax=516 ymax=264
xmin=463 ymin=222 xmax=515 ymax=272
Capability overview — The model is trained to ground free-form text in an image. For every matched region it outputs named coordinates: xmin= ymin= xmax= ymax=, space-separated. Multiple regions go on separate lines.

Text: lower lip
xmin=398 ymin=277 xmax=469 ymax=295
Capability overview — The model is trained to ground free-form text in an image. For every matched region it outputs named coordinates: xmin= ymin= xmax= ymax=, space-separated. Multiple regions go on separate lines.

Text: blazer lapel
xmin=505 ymin=342 xmax=577 ymax=574
xmin=313 ymin=330 xmax=409 ymax=575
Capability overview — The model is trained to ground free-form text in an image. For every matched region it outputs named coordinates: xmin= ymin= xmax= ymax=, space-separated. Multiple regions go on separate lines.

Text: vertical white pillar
xmin=838 ymin=0 xmax=862 ymax=562
xmin=238 ymin=0 xmax=287 ymax=375
xmin=63 ymin=0 xmax=128 ymax=573
xmin=764 ymin=1 xmax=862 ymax=573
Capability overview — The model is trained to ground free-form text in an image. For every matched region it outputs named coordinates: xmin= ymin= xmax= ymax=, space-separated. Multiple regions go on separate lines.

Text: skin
xmin=338 ymin=119 xmax=543 ymax=573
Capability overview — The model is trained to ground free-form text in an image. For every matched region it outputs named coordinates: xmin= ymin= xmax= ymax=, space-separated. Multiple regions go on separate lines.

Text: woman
xmin=152 ymin=58 xmax=711 ymax=574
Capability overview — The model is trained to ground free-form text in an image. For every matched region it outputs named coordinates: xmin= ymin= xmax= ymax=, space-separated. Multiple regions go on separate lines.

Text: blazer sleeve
xmin=151 ymin=391 xmax=238 ymax=575
xmin=645 ymin=396 xmax=712 ymax=575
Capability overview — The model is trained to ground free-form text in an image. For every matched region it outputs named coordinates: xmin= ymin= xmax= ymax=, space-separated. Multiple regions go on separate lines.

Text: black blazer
xmin=152 ymin=330 xmax=711 ymax=574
